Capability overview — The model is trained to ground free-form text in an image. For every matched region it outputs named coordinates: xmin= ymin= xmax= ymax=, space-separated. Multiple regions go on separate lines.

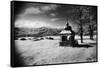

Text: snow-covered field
xmin=15 ymin=35 xmax=97 ymax=66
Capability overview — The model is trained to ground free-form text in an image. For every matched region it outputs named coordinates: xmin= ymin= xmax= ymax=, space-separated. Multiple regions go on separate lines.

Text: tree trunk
xmin=79 ymin=8 xmax=83 ymax=43
xmin=80 ymin=24 xmax=83 ymax=43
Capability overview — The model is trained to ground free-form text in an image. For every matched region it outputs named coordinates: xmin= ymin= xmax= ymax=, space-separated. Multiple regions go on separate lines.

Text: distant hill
xmin=15 ymin=27 xmax=62 ymax=37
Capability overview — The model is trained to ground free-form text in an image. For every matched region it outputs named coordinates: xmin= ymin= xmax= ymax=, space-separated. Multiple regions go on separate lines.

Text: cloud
xmin=16 ymin=4 xmax=60 ymax=23
xmin=50 ymin=13 xmax=56 ymax=17
xmin=51 ymin=18 xmax=59 ymax=21
xmin=50 ymin=4 xmax=58 ymax=9
xmin=23 ymin=4 xmax=59 ymax=15
xmin=41 ymin=4 xmax=58 ymax=11
xmin=41 ymin=6 xmax=51 ymax=11
xmin=15 ymin=19 xmax=53 ymax=28
xmin=18 ymin=4 xmax=59 ymax=18
xmin=24 ymin=7 xmax=42 ymax=14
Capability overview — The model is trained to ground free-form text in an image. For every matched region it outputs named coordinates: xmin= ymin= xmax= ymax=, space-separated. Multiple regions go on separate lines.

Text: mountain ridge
xmin=15 ymin=27 xmax=63 ymax=37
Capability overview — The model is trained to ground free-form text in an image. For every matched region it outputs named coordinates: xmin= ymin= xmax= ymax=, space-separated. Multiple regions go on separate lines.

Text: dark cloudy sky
xmin=13 ymin=1 xmax=82 ymax=30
